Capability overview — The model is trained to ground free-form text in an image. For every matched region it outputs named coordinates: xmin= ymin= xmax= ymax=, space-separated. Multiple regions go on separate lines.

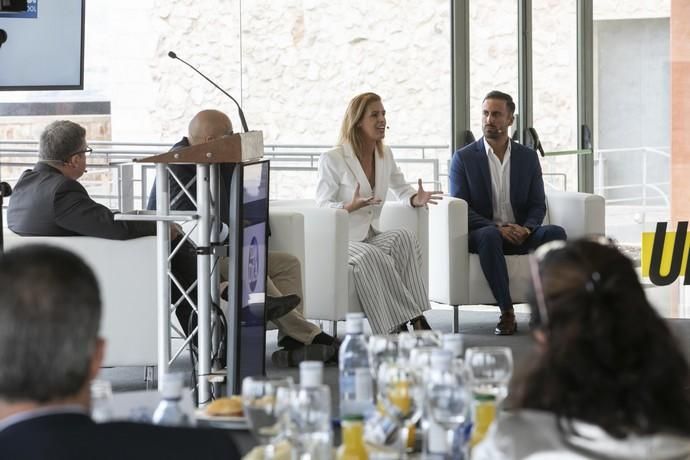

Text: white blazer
xmin=316 ymin=143 xmax=416 ymax=242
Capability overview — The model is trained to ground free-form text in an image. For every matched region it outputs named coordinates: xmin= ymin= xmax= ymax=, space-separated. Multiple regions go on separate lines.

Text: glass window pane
xmin=593 ymin=1 xmax=686 ymax=317
xmin=469 ymin=0 xmax=519 ymax=141
xmin=532 ymin=0 xmax=578 ymax=192
xmin=593 ymin=1 xmax=670 ymax=243
xmin=240 ymin=0 xmax=451 ymax=198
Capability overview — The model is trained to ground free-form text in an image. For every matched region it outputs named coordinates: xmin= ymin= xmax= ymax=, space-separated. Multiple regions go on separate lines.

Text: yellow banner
xmin=641 ymin=231 xmax=690 ymax=277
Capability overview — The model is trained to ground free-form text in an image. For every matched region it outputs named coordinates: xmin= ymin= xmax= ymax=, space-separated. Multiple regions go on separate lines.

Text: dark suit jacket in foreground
xmin=0 ymin=412 xmax=241 ymax=460
xmin=7 ymin=162 xmax=155 ymax=240
xmin=449 ymin=138 xmax=547 ymax=232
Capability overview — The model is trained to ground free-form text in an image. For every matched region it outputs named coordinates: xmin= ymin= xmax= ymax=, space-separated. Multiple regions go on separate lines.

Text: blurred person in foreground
xmin=472 ymin=238 xmax=690 ymax=460
xmin=0 ymin=245 xmax=241 ymax=460
xmin=315 ymin=92 xmax=443 ymax=334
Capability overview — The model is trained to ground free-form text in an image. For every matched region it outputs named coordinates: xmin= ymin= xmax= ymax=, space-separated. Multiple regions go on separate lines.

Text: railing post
xmin=118 ymin=163 xmax=135 ymax=212
xmin=155 ymin=164 xmax=171 ymax=388
xmin=642 ymin=149 xmax=648 ymax=223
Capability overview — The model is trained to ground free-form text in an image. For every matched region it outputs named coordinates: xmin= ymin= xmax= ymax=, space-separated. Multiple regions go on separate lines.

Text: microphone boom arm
xmin=168 ymin=51 xmax=249 ymax=133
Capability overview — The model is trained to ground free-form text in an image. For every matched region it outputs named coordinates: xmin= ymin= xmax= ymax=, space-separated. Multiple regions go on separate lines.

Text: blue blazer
xmin=449 ymin=138 xmax=547 ymax=232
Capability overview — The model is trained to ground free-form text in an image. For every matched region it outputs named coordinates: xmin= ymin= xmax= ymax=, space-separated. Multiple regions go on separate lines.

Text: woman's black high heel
xmin=392 ymin=323 xmax=408 ymax=334
xmin=411 ymin=315 xmax=432 ymax=331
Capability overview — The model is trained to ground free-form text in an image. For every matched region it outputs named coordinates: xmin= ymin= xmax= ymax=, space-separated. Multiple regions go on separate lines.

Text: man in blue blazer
xmin=449 ymin=91 xmax=566 ymax=335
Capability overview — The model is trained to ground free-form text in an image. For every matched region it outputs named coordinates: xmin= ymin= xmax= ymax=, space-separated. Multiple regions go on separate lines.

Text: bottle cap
xmin=299 ymin=360 xmax=323 ymax=387
xmin=442 ymin=333 xmax=464 ymax=358
xmin=341 ymin=414 xmax=365 ymax=423
xmin=430 ymin=349 xmax=452 ymax=371
xmin=159 ymin=372 xmax=185 ymax=399
xmin=345 ymin=312 xmax=365 ymax=334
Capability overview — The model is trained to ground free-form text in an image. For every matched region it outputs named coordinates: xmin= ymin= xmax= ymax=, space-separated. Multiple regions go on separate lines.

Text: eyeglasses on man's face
xmin=70 ymin=146 xmax=93 ymax=157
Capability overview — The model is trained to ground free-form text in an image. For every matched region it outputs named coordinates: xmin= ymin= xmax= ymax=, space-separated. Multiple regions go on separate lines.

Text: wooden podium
xmin=117 ymin=131 xmax=267 ymax=402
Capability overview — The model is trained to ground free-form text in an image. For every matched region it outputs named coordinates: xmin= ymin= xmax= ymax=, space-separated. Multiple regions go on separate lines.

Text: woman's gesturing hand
xmin=345 ymin=182 xmax=382 ymax=212
xmin=411 ymin=179 xmax=443 ymax=207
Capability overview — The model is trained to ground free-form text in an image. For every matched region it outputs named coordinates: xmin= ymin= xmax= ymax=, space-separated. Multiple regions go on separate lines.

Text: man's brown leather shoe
xmin=495 ymin=311 xmax=517 ymax=335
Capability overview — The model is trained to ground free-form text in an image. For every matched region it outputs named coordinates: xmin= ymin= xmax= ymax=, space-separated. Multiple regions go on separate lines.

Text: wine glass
xmin=425 ymin=352 xmax=471 ymax=458
xmin=464 ymin=347 xmax=513 ymax=402
xmin=90 ymin=379 xmax=113 ymax=423
xmin=285 ymin=384 xmax=332 ymax=459
xmin=367 ymin=334 xmax=399 ymax=376
xmin=397 ymin=331 xmax=442 ymax=365
xmin=242 ymin=376 xmax=293 ymax=459
xmin=408 ymin=346 xmax=440 ymax=380
xmin=377 ymin=362 xmax=424 ymax=458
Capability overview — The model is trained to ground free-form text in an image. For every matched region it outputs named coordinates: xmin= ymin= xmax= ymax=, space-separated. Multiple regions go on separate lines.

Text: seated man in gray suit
xmin=6 ymin=120 xmax=200 ymax=334
xmin=0 ymin=245 xmax=241 ymax=459
xmin=6 ymin=120 xmax=299 ymax=339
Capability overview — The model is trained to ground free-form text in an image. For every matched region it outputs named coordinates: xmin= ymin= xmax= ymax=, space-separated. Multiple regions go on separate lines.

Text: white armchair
xmin=270 ymin=199 xmax=429 ymax=335
xmin=4 ymin=234 xmax=158 ymax=367
xmin=2 ymin=210 xmax=305 ymax=367
xmin=428 ymin=191 xmax=606 ymax=331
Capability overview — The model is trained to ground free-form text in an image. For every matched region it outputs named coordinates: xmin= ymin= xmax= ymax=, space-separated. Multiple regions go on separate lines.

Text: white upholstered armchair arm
xmin=546 ymin=191 xmax=606 ymax=239
xmin=428 ymin=196 xmax=469 ymax=305
xmin=270 ymin=200 xmax=350 ymax=320
xmin=268 ymin=208 xmax=307 ymax=306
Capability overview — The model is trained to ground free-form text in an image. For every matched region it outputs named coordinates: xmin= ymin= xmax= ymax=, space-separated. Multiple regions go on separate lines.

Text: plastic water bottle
xmin=292 ymin=361 xmax=333 ymax=459
xmin=152 ymin=373 xmax=191 ymax=427
xmin=339 ymin=313 xmax=374 ymax=420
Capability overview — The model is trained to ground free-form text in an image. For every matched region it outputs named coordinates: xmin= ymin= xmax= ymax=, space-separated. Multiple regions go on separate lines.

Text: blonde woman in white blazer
xmin=316 ymin=92 xmax=442 ymax=334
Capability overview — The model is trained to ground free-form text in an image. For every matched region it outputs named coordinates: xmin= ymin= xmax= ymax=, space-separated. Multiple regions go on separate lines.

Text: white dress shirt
xmin=484 ymin=138 xmax=515 ymax=225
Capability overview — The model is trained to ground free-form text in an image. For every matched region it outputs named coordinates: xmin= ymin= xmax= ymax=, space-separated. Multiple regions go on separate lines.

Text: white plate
xmin=195 ymin=409 xmax=248 ymax=430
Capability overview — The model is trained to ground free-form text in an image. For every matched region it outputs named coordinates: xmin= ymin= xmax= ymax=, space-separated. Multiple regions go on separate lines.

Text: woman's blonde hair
xmin=339 ymin=92 xmax=384 ymax=158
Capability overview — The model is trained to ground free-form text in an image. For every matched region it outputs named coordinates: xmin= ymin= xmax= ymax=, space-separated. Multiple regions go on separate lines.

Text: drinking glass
xmin=285 ymin=385 xmax=332 ymax=459
xmin=464 ymin=347 xmax=513 ymax=402
xmin=242 ymin=376 xmax=293 ymax=459
xmin=90 ymin=379 xmax=113 ymax=423
xmin=367 ymin=334 xmax=399 ymax=376
xmin=426 ymin=367 xmax=471 ymax=458
xmin=377 ymin=362 xmax=424 ymax=458
xmin=397 ymin=331 xmax=442 ymax=365
xmin=408 ymin=346 xmax=440 ymax=381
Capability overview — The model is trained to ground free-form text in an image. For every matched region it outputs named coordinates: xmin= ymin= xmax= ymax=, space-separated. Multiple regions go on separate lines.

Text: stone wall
xmin=0 ymin=0 xmax=672 ymax=199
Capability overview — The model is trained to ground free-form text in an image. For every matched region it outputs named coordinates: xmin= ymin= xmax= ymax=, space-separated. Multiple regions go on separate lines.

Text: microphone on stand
xmin=0 ymin=182 xmax=12 ymax=254
xmin=168 ymin=51 xmax=249 ymax=133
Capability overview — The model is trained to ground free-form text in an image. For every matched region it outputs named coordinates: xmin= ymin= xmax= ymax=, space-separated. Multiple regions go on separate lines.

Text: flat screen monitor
xmin=227 ymin=160 xmax=269 ymax=392
xmin=0 ymin=0 xmax=85 ymax=90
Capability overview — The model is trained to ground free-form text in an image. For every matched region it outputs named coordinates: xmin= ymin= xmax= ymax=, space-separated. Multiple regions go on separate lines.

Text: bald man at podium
xmin=147 ymin=110 xmax=338 ymax=368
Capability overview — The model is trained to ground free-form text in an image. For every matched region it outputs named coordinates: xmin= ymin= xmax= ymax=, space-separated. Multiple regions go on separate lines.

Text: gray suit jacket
xmin=7 ymin=162 xmax=156 ymax=240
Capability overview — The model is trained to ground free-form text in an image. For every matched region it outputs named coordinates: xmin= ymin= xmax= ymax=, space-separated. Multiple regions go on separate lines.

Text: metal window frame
xmin=450 ymin=0 xmax=470 ymax=154
xmin=577 ymin=0 xmax=595 ymax=193
xmin=450 ymin=0 xmax=595 ymax=192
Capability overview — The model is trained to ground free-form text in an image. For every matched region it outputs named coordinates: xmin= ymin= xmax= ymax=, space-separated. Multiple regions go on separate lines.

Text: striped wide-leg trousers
xmin=348 ymin=228 xmax=430 ymax=334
